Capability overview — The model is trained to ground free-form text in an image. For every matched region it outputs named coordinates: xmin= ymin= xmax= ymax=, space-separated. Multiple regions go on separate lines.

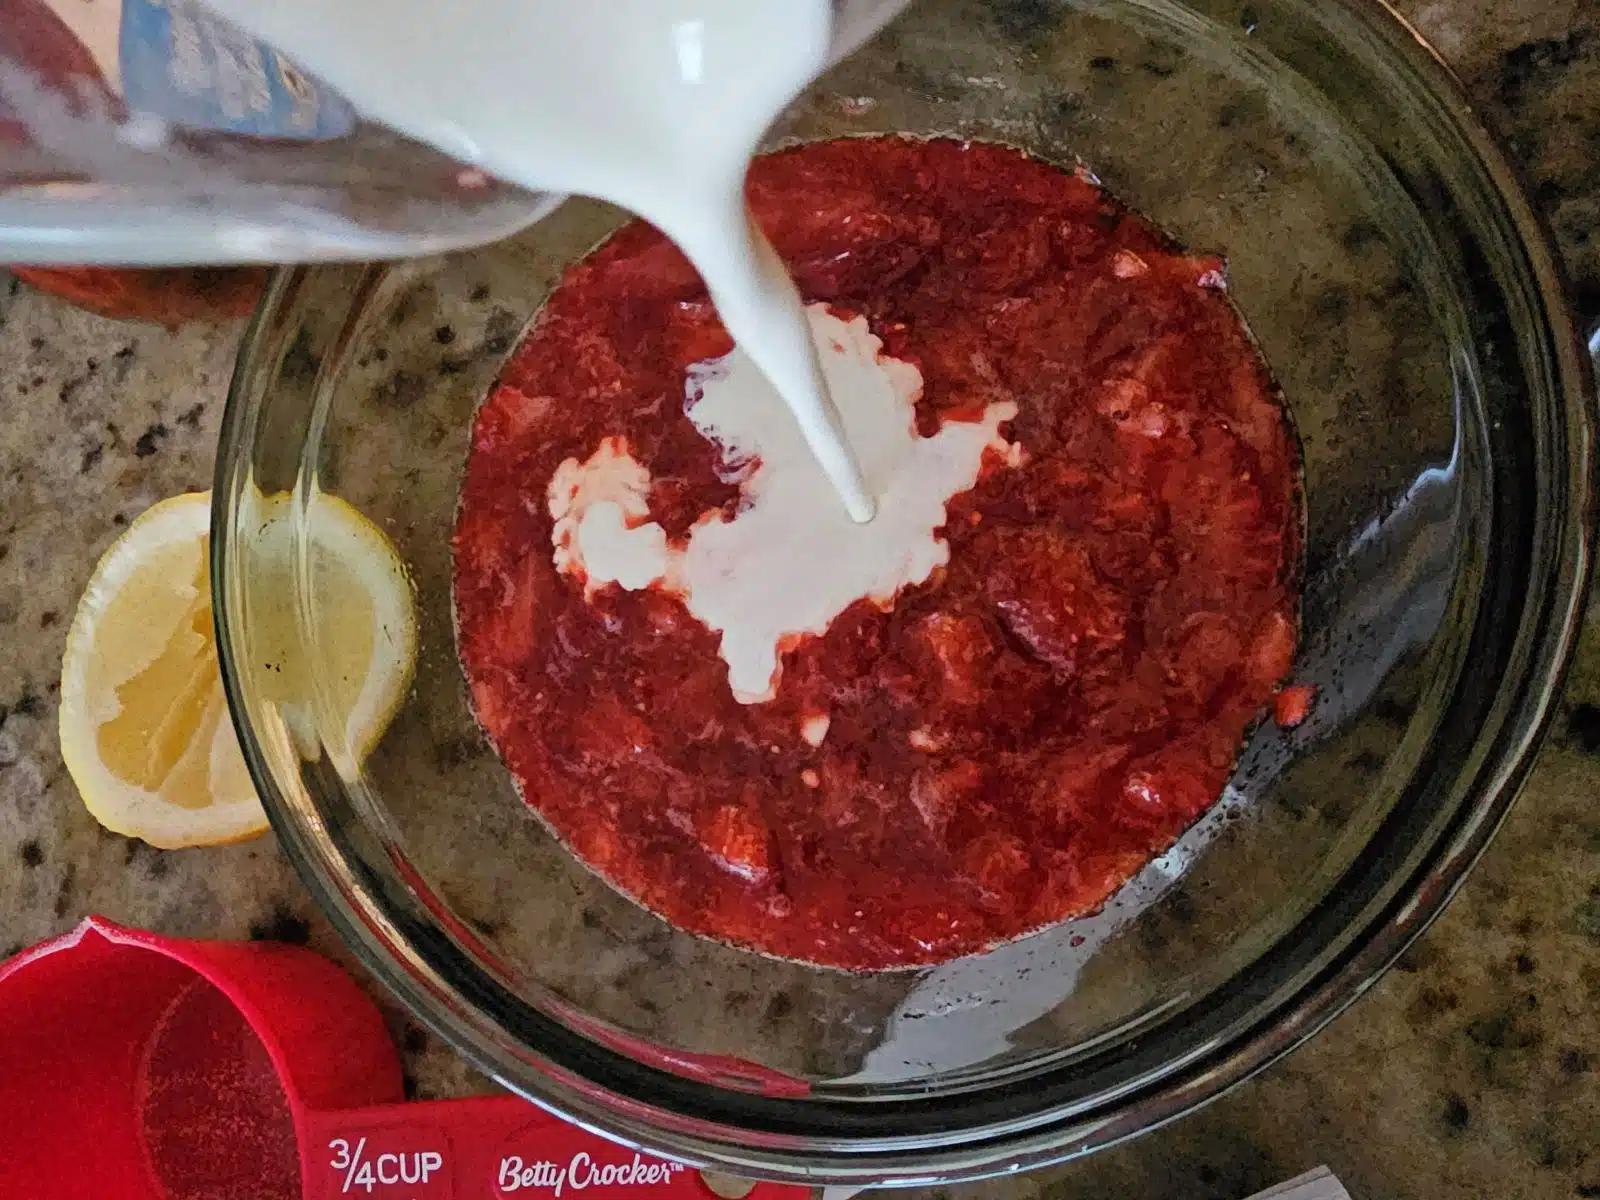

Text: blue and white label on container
xmin=117 ymin=0 xmax=356 ymax=140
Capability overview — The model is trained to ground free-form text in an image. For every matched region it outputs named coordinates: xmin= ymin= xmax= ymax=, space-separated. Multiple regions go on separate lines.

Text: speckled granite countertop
xmin=1 ymin=3 xmax=1598 ymax=1198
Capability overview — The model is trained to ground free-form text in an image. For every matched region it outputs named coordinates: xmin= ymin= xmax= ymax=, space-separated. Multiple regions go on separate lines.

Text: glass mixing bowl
xmin=213 ymin=0 xmax=1596 ymax=1184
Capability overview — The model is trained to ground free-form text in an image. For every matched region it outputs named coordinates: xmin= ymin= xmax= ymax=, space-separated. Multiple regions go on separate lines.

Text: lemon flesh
xmin=60 ymin=491 xmax=416 ymax=848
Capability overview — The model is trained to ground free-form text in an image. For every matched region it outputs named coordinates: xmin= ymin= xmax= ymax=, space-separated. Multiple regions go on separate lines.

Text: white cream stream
xmin=197 ymin=0 xmax=891 ymax=521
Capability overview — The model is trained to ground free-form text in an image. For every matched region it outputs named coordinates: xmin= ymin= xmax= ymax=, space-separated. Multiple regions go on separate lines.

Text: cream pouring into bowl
xmin=213 ymin=0 xmax=1594 ymax=1183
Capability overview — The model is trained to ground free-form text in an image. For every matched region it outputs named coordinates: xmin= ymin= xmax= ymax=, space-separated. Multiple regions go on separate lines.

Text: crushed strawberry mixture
xmin=453 ymin=137 xmax=1302 ymax=969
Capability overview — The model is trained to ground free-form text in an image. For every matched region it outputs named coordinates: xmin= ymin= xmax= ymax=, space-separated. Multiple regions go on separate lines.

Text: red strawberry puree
xmin=453 ymin=136 xmax=1302 ymax=970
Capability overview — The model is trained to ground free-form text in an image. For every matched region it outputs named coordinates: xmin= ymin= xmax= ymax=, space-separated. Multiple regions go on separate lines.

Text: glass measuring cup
xmin=0 ymin=917 xmax=811 ymax=1199
xmin=0 ymin=0 xmax=906 ymax=267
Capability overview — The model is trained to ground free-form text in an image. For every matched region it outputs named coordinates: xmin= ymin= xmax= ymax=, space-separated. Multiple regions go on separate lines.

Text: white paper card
xmin=1245 ymin=1165 xmax=1352 ymax=1200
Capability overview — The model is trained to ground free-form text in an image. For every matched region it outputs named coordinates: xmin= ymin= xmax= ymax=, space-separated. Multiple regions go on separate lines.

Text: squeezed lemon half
xmin=59 ymin=491 xmax=416 ymax=848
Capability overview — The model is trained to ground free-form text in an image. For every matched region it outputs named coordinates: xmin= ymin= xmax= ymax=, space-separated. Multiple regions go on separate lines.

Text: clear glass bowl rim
xmin=211 ymin=0 xmax=1597 ymax=1184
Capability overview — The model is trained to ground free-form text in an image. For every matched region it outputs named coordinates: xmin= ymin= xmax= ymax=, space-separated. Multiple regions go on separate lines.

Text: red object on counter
xmin=454 ymin=136 xmax=1303 ymax=970
xmin=0 ymin=917 xmax=811 ymax=1200
xmin=11 ymin=265 xmax=269 ymax=324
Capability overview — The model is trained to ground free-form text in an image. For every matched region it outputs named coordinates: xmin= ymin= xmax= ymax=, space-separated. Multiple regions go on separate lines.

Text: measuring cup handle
xmin=301 ymin=1096 xmax=809 ymax=1200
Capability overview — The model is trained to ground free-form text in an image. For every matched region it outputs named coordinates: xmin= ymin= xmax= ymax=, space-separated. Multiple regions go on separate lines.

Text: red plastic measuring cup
xmin=0 ymin=917 xmax=810 ymax=1200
